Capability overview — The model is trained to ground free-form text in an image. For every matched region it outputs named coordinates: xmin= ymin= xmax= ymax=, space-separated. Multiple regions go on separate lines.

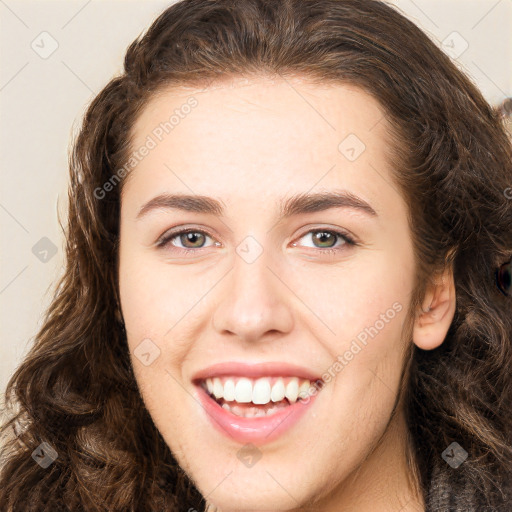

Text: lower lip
xmin=195 ymin=384 xmax=319 ymax=445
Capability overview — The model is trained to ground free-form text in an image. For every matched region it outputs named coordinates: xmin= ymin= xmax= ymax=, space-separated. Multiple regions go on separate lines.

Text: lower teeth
xmin=215 ymin=397 xmax=292 ymax=418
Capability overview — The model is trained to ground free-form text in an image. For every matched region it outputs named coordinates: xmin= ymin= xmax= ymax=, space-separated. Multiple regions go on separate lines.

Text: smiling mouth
xmin=199 ymin=375 xmax=313 ymax=418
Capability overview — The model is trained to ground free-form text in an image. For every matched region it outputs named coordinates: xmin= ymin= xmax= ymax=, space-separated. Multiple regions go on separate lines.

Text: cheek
xmin=305 ymin=250 xmax=412 ymax=351
xmin=118 ymin=252 xmax=197 ymax=344
xmin=118 ymin=253 xmax=213 ymax=416
xmin=316 ymin=251 xmax=413 ymax=417
xmin=117 ymin=252 xmax=191 ymax=412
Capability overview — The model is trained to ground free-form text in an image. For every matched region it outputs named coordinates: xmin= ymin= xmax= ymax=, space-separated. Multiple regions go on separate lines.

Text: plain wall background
xmin=1 ymin=0 xmax=511 ymax=409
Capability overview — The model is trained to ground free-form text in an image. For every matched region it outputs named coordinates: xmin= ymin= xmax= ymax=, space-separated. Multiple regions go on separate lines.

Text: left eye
xmin=156 ymin=228 xmax=356 ymax=254
xmin=294 ymin=229 xmax=356 ymax=251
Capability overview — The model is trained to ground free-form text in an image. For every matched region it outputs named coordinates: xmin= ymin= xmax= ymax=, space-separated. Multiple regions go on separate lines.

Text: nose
xmin=211 ymin=250 xmax=294 ymax=344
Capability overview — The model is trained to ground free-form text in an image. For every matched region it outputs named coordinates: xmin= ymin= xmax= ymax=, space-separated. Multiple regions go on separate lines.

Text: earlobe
xmin=412 ymin=269 xmax=456 ymax=351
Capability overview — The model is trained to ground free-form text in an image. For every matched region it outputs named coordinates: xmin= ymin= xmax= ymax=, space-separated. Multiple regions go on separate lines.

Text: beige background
xmin=1 ymin=0 xmax=511 ymax=407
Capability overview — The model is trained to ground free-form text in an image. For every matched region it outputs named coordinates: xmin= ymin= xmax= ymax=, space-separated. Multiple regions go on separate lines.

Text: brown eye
xmin=311 ymin=231 xmax=338 ymax=248
xmin=294 ymin=229 xmax=356 ymax=253
xmin=496 ymin=259 xmax=511 ymax=297
xmin=179 ymin=231 xmax=207 ymax=249
xmin=157 ymin=228 xmax=217 ymax=252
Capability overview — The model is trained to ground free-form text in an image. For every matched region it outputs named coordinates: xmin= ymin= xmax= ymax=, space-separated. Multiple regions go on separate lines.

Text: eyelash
xmin=155 ymin=227 xmax=357 ymax=256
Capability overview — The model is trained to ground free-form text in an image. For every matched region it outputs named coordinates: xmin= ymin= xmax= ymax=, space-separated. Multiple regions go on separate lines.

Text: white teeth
xmin=234 ymin=378 xmax=253 ymax=403
xmin=223 ymin=379 xmax=236 ymax=401
xmin=220 ymin=400 xmax=291 ymax=418
xmin=203 ymin=376 xmax=313 ymax=405
xmin=212 ymin=378 xmax=224 ymax=400
xmin=285 ymin=377 xmax=299 ymax=403
xmin=252 ymin=378 xmax=272 ymax=405
xmin=271 ymin=378 xmax=286 ymax=402
xmin=298 ymin=379 xmax=310 ymax=399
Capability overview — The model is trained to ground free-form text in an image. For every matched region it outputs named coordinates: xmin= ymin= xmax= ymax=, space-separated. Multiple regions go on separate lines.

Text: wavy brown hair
xmin=1 ymin=0 xmax=511 ymax=510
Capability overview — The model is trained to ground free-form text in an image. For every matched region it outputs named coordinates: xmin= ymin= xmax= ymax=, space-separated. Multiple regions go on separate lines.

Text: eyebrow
xmin=136 ymin=189 xmax=378 ymax=221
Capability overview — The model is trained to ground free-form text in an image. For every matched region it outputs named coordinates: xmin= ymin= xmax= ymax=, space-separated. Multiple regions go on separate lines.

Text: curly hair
xmin=1 ymin=0 xmax=511 ymax=510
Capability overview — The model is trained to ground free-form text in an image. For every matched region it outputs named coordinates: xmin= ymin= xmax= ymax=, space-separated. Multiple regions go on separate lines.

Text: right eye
xmin=156 ymin=227 xmax=220 ymax=254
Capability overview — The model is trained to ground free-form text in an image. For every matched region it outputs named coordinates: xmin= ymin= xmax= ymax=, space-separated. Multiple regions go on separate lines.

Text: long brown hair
xmin=1 ymin=1 xmax=511 ymax=510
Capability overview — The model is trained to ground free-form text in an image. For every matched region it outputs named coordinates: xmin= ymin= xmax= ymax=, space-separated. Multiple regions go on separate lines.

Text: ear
xmin=412 ymin=265 xmax=456 ymax=350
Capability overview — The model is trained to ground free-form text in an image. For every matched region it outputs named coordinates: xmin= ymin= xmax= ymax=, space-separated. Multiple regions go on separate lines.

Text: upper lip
xmin=191 ymin=361 xmax=323 ymax=383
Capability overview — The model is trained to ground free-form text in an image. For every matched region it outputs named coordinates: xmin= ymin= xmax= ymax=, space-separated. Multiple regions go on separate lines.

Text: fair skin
xmin=118 ymin=76 xmax=456 ymax=511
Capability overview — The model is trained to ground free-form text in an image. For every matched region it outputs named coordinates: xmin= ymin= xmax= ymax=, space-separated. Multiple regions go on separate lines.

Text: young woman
xmin=1 ymin=0 xmax=511 ymax=510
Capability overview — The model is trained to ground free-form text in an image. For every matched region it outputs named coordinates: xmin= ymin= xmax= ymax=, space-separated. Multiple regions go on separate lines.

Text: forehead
xmin=123 ymin=76 xmax=400 ymax=217
xmin=131 ymin=76 xmax=389 ymax=146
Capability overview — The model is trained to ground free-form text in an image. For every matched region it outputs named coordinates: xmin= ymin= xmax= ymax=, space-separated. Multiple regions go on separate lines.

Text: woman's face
xmin=118 ymin=76 xmax=423 ymax=510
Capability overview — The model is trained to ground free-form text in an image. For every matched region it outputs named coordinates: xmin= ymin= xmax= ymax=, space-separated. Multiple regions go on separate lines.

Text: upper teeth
xmin=204 ymin=376 xmax=312 ymax=405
